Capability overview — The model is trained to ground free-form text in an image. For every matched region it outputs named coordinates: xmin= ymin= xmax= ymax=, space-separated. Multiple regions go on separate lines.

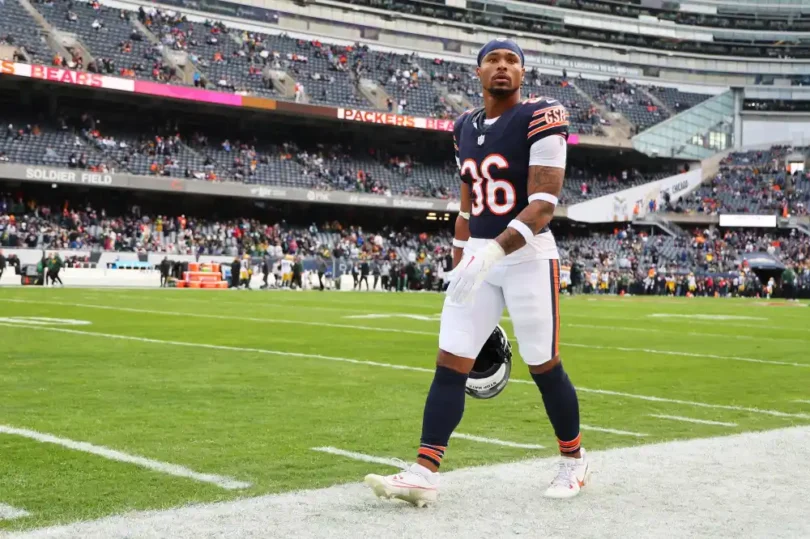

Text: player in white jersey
xmin=364 ymin=38 xmax=588 ymax=507
xmin=280 ymin=258 xmax=292 ymax=288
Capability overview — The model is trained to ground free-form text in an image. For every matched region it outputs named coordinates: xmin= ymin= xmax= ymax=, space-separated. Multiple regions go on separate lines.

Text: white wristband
xmin=458 ymin=211 xmax=470 ymax=220
xmin=528 ymin=193 xmax=558 ymax=206
xmin=452 ymin=238 xmax=467 ymax=248
xmin=508 ymin=220 xmax=534 ymax=243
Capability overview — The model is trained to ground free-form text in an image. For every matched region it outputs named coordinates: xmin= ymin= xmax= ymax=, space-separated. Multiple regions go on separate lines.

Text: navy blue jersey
xmin=454 ymin=97 xmax=569 ymax=239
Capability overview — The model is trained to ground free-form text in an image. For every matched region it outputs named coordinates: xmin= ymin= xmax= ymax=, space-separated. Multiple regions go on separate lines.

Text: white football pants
xmin=439 ymin=258 xmax=560 ymax=366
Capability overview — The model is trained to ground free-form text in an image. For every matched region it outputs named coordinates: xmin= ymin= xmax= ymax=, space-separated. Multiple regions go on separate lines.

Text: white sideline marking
xmin=1 ymin=323 xmax=808 ymax=420
xmin=649 ymin=415 xmax=738 ymax=427
xmin=0 ymin=299 xmax=437 ymax=337
xmin=4 ymin=298 xmax=806 ymax=368
xmin=794 ymin=400 xmax=810 ymax=404
xmin=0 ymin=503 xmax=30 ymax=521
xmin=311 ymin=447 xmax=402 ymax=468
xmin=451 ymin=433 xmax=544 ymax=449
xmin=0 ymin=425 xmax=251 ymax=490
xmin=563 ymin=342 xmax=810 ymax=369
xmin=648 ymin=314 xmax=767 ymax=321
xmin=566 ymin=323 xmax=810 ymax=344
xmin=580 ymin=424 xmax=647 ymax=438
xmin=11 ymin=427 xmax=810 ymax=539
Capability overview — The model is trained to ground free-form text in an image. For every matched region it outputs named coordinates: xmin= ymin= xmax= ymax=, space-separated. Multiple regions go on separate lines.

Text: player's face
xmin=476 ymin=50 xmax=524 ymax=97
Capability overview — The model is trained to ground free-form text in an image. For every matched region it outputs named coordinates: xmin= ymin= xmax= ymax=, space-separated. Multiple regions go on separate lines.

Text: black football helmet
xmin=465 ymin=325 xmax=512 ymax=399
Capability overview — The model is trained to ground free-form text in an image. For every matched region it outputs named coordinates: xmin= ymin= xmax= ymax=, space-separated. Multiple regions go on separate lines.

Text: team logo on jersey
xmin=477 ymin=134 xmax=485 ymax=146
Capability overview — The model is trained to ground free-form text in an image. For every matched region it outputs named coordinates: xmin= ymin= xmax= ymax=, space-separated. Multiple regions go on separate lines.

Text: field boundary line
xmin=0 ymin=503 xmax=30 ymax=521
xmin=648 ymin=415 xmax=738 ymax=427
xmin=563 ymin=342 xmax=810 ymax=369
xmin=580 ymin=424 xmax=647 ymax=437
xmin=3 ymin=299 xmax=807 ymax=369
xmin=310 ymin=447 xmax=402 ymax=467
xmin=0 ymin=425 xmax=251 ymax=490
xmin=0 ymin=299 xmax=437 ymax=337
xmin=451 ymin=433 xmax=544 ymax=449
xmin=1 ymin=322 xmax=808 ymax=421
xmin=566 ymin=323 xmax=810 ymax=344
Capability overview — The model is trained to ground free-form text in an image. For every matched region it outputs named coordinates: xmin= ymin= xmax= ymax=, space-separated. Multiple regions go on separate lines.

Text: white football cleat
xmin=364 ymin=463 xmax=439 ymax=508
xmin=544 ymin=449 xmax=590 ymax=499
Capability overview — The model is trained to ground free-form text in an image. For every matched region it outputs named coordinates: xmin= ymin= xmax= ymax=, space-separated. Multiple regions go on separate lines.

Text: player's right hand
xmin=446 ymin=241 xmax=505 ymax=305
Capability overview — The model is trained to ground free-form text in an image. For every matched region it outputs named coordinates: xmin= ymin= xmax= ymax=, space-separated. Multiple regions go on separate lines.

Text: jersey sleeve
xmin=453 ymin=110 xmax=472 ymax=184
xmin=524 ymin=98 xmax=569 ymax=147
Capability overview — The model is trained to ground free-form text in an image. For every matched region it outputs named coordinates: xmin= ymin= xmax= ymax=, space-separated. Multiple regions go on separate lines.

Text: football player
xmin=365 ymin=38 xmax=588 ymax=506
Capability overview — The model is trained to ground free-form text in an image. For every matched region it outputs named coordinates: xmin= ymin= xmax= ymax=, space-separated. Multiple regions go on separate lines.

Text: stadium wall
xmin=566 ymin=169 xmax=703 ymax=223
xmin=740 ymin=113 xmax=810 ymax=147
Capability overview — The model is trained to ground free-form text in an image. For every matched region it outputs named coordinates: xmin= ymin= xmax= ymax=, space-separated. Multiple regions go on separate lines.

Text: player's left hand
xmin=446 ymin=240 xmax=505 ymax=305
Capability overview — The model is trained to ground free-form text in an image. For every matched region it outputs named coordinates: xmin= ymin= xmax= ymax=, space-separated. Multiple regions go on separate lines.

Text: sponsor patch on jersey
xmin=528 ymin=105 xmax=569 ymax=139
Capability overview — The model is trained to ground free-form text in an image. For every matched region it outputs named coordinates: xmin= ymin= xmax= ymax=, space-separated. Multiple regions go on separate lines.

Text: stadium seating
xmin=0 ymin=0 xmax=50 ymax=64
xmin=575 ymin=78 xmax=669 ymax=132
xmin=0 ymin=0 xmax=706 ymax=131
xmin=35 ymin=0 xmax=179 ymax=82
xmin=663 ymin=147 xmax=810 ymax=216
xmin=557 ymin=226 xmax=810 ymax=277
xmin=331 ymin=0 xmax=810 ymax=59
xmin=647 ymin=87 xmax=711 ymax=113
xmin=2 ymin=107 xmax=676 ymax=200
xmin=3 ymin=190 xmax=808 ymax=293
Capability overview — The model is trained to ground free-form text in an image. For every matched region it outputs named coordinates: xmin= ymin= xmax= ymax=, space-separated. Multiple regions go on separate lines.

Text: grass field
xmin=0 ymin=288 xmax=808 ymax=534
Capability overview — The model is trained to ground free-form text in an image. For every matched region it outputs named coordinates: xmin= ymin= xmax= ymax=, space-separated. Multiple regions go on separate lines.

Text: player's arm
xmin=495 ymin=103 xmax=568 ymax=255
xmin=494 ymin=161 xmax=563 ymax=255
xmin=452 ymin=183 xmax=472 ymax=268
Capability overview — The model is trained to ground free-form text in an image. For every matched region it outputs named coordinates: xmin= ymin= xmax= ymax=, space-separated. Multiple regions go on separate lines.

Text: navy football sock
xmin=417 ymin=366 xmax=468 ymax=468
xmin=531 ymin=362 xmax=581 ymax=454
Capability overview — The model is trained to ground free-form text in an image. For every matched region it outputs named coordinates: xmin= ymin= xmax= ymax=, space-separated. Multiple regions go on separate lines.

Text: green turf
xmin=0 ymin=288 xmax=808 ymax=530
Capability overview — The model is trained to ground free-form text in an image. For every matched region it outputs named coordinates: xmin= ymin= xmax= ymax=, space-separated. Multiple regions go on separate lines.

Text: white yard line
xmin=0 ymin=425 xmax=251 ymax=490
xmin=310 ymin=447 xmax=402 ymax=468
xmin=566 ymin=323 xmax=810 ymax=344
xmin=10 ymin=427 xmax=810 ymax=539
xmin=563 ymin=342 xmax=810 ymax=369
xmin=649 ymin=415 xmax=738 ymax=427
xmin=451 ymin=433 xmax=544 ymax=449
xmin=0 ymin=503 xmax=30 ymax=521
xmin=580 ymin=424 xmax=647 ymax=438
xmin=1 ymin=322 xmax=807 ymax=421
xmin=793 ymin=400 xmax=810 ymax=404
xmin=0 ymin=299 xmax=437 ymax=337
xmin=3 ymin=298 xmax=807 ymax=369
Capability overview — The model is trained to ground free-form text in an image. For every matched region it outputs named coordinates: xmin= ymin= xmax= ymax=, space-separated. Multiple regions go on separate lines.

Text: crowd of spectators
xmin=664 ymin=147 xmax=810 ymax=216
xmin=0 ymin=194 xmax=455 ymax=265
xmin=3 ymin=193 xmax=808 ymax=285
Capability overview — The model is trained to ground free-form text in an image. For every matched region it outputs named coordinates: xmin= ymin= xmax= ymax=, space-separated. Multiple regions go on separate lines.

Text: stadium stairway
xmin=633 ymin=213 xmax=686 ymax=238
xmin=129 ymin=15 xmax=199 ymax=87
xmin=9 ymin=0 xmax=82 ymax=66
xmin=567 ymin=79 xmax=633 ymax=140
xmin=356 ymin=78 xmax=391 ymax=111
xmin=433 ymin=82 xmax=471 ymax=115
xmin=637 ymin=85 xmax=675 ymax=117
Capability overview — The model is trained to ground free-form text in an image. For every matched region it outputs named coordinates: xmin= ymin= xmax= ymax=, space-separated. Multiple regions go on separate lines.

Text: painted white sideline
xmin=0 ymin=299 xmax=436 ymax=337
xmin=563 ymin=342 xmax=810 ymax=369
xmin=580 ymin=424 xmax=648 ymax=438
xmin=794 ymin=400 xmax=810 ymax=404
xmin=11 ymin=427 xmax=810 ymax=539
xmin=649 ymin=415 xmax=738 ymax=427
xmin=0 ymin=425 xmax=251 ymax=490
xmin=311 ymin=447 xmax=403 ymax=468
xmin=0 ymin=503 xmax=30 ymax=521
xmin=3 ymin=298 xmax=807 ymax=369
xmin=1 ymin=322 xmax=807 ymax=421
xmin=451 ymin=433 xmax=544 ymax=449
